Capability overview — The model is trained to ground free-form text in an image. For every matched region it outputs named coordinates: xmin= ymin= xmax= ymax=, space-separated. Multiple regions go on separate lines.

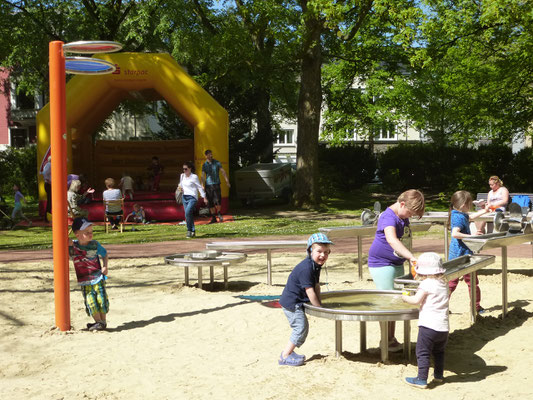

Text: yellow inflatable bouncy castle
xmin=36 ymin=53 xmax=229 ymax=217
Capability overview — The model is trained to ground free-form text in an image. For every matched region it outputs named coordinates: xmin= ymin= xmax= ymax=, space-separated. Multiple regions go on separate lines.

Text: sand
xmin=1 ymin=247 xmax=532 ymax=399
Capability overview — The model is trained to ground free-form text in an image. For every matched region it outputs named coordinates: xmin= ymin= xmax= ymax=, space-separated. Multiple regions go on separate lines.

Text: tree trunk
xmin=293 ymin=2 xmax=323 ymax=208
xmin=255 ymin=88 xmax=274 ymax=163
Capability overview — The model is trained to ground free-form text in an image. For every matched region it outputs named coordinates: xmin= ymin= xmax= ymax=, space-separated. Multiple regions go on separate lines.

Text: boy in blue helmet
xmin=278 ymin=232 xmax=333 ymax=366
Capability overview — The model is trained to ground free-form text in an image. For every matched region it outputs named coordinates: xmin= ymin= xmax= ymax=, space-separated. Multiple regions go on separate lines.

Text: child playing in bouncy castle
xmin=368 ymin=189 xmax=425 ymax=351
xmin=402 ymin=252 xmax=449 ymax=389
xmin=278 ymin=233 xmax=333 ymax=366
xmin=447 ymin=190 xmax=489 ymax=314
xmin=125 ymin=203 xmax=146 ymax=231
xmin=69 ymin=217 xmax=109 ymax=331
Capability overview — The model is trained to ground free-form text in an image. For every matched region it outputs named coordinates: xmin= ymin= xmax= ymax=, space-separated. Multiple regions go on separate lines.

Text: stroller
xmin=0 ymin=194 xmax=13 ymax=229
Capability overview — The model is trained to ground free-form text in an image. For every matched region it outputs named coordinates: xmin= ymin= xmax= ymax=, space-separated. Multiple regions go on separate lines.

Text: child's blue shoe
xmin=291 ymin=351 xmax=305 ymax=361
xmin=404 ymin=377 xmax=428 ymax=389
xmin=278 ymin=352 xmax=304 ymax=366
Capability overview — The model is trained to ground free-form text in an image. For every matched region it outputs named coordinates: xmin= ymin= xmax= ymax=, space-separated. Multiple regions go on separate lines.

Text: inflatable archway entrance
xmin=36 ymin=52 xmax=229 ymax=213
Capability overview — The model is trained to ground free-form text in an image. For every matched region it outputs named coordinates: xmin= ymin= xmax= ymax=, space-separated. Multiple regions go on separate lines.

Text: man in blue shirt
xmin=201 ymin=149 xmax=230 ymax=223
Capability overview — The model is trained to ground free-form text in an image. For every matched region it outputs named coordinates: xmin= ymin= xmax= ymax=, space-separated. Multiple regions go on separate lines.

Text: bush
xmin=377 ymin=142 xmax=516 ymax=194
xmin=0 ymin=145 xmax=38 ymax=198
xmin=507 ymin=147 xmax=533 ymax=192
xmin=318 ymin=144 xmax=377 ymax=195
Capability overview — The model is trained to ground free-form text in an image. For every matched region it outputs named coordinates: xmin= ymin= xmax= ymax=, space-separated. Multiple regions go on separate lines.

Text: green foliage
xmin=406 ymin=0 xmax=533 ymax=143
xmin=378 ymin=142 xmax=517 ymax=194
xmin=0 ymin=145 xmax=38 ymax=198
xmin=318 ymin=144 xmax=377 ymax=195
xmin=507 ymin=148 xmax=533 ymax=192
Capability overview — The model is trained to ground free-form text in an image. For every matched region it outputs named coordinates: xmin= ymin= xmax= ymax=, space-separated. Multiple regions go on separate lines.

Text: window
xmin=276 ymin=129 xmax=294 ymax=144
xmin=10 ymin=128 xmax=28 ymax=147
xmin=372 ymin=122 xmax=396 ymax=140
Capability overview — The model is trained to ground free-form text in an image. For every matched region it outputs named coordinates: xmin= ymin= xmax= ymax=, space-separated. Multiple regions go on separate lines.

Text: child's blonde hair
xmin=489 ymin=175 xmax=503 ymax=186
xmin=69 ymin=179 xmax=81 ymax=192
xmin=105 ymin=178 xmax=116 ymax=189
xmin=397 ymin=189 xmax=425 ymax=218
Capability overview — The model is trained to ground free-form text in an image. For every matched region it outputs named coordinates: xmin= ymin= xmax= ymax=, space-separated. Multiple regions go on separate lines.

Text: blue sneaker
xmin=291 ymin=351 xmax=306 ymax=361
xmin=404 ymin=377 xmax=428 ymax=389
xmin=278 ymin=352 xmax=304 ymax=366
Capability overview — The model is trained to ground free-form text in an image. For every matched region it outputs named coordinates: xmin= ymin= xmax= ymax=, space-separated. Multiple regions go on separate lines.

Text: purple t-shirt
xmin=14 ymin=190 xmax=24 ymax=204
xmin=368 ymin=207 xmax=410 ymax=267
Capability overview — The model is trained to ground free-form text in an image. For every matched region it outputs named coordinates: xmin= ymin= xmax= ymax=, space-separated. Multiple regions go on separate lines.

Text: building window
xmin=10 ymin=128 xmax=28 ymax=147
xmin=276 ymin=129 xmax=294 ymax=144
xmin=373 ymin=122 xmax=396 ymax=140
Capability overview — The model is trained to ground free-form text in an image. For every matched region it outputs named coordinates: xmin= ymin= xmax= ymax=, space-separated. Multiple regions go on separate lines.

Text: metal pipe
xmin=50 ymin=41 xmax=70 ymax=332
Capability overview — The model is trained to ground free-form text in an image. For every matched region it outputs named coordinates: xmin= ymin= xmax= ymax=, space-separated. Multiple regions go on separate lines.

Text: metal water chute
xmin=361 ymin=201 xmax=381 ymax=226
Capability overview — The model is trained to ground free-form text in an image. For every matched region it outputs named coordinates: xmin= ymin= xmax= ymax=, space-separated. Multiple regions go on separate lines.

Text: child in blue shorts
xmin=278 ymin=233 xmax=333 ymax=366
xmin=69 ymin=217 xmax=109 ymax=331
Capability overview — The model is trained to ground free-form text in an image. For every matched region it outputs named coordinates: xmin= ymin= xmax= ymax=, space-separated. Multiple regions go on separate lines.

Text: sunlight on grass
xmin=0 ymin=189 xmax=448 ymax=251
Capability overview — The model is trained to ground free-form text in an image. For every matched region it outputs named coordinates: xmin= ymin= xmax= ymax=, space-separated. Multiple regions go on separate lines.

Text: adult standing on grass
xmin=202 ymin=149 xmax=230 ymax=224
xmin=475 ymin=175 xmax=509 ymax=234
xmin=178 ymin=161 xmax=206 ymax=238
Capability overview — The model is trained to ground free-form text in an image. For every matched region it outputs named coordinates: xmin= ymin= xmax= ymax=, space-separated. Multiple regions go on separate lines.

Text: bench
xmin=476 ymin=192 xmax=533 ymax=213
xmin=205 ymin=240 xmax=307 ymax=285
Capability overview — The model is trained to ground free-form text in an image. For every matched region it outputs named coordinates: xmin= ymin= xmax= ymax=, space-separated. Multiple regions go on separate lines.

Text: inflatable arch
xmin=36 ymin=52 xmax=229 ymax=214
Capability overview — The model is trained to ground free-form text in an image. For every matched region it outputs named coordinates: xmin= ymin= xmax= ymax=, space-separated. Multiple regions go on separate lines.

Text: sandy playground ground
xmin=1 ymin=241 xmax=533 ymax=400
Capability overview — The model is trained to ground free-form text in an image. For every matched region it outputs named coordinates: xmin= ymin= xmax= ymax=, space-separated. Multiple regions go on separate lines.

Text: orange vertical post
xmin=49 ymin=41 xmax=70 ymax=331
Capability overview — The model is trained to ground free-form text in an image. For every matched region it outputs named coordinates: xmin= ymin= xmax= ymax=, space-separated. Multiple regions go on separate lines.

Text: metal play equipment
xmin=394 ymin=254 xmax=495 ymax=324
xmin=420 ymin=206 xmax=533 ymax=260
xmin=206 ymin=240 xmax=307 ymax=285
xmin=304 ymin=290 xmax=419 ymax=362
xmin=49 ymin=40 xmax=122 ymax=331
xmin=164 ymin=251 xmax=247 ymax=289
xmin=460 ymin=205 xmax=533 ymax=319
xmin=360 ymin=201 xmax=381 ymax=226
xmin=319 ymin=222 xmax=432 ymax=280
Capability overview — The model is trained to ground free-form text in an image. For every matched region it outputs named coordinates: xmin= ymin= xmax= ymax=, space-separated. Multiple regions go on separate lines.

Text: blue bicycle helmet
xmin=307 ymin=232 xmax=334 ymax=251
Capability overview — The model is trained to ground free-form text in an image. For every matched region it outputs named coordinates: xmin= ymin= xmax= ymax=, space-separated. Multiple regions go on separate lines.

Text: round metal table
xmin=164 ymin=251 xmax=247 ymax=289
xmin=304 ymin=290 xmax=419 ymax=362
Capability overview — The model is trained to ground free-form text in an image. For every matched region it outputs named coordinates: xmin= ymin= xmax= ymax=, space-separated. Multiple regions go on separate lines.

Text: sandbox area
xmin=1 ymin=250 xmax=532 ymax=399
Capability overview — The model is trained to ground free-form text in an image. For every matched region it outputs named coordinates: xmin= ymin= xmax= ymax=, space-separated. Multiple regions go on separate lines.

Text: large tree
xmin=0 ymin=0 xmax=162 ymax=95
xmin=292 ymin=0 xmax=420 ymax=207
xmin=406 ymin=0 xmax=533 ymax=144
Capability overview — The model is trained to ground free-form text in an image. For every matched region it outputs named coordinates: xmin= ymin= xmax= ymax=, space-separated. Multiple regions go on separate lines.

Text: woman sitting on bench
xmin=475 ymin=175 xmax=509 ymax=234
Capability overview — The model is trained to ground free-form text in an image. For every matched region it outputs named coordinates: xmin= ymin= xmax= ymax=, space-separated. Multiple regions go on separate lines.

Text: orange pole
xmin=49 ymin=41 xmax=70 ymax=331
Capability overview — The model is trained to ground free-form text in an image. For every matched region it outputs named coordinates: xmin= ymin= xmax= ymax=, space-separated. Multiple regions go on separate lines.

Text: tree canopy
xmin=1 ymin=0 xmax=532 ymax=207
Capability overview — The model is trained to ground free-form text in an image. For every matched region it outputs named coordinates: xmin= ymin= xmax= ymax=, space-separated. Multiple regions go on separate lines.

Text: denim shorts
xmin=283 ymin=304 xmax=309 ymax=347
xmin=369 ymin=265 xmax=404 ymax=290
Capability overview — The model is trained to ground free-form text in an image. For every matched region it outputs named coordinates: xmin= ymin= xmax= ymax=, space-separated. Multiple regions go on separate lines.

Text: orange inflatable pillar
xmin=49 ymin=41 xmax=70 ymax=331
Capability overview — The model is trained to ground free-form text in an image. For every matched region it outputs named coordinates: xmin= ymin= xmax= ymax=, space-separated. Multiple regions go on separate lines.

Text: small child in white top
xmin=402 ymin=252 xmax=449 ymax=389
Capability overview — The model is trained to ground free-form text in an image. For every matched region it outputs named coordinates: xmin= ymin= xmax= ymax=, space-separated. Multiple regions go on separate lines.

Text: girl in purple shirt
xmin=368 ymin=189 xmax=425 ymax=351
xmin=11 ymin=184 xmax=32 ymax=227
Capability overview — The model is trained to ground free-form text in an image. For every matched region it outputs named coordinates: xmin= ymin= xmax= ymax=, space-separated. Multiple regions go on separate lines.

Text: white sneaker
xmin=178 ymin=221 xmax=186 ymax=225
xmin=380 ymin=339 xmax=403 ymax=352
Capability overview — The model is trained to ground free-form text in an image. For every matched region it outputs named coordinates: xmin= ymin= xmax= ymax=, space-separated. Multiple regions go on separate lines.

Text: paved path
xmin=1 ymin=236 xmax=531 ymax=263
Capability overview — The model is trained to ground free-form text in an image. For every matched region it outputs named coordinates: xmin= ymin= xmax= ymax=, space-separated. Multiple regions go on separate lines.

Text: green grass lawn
xmin=0 ymin=188 xmax=449 ymax=251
